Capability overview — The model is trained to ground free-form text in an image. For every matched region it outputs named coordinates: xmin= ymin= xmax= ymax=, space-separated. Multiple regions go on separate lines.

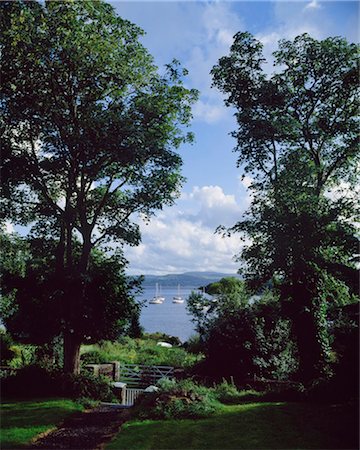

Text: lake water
xmin=137 ymin=286 xmax=200 ymax=342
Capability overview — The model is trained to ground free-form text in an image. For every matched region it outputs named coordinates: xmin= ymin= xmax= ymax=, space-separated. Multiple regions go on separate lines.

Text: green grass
xmin=107 ymin=402 xmax=359 ymax=450
xmin=81 ymin=336 xmax=202 ymax=368
xmin=1 ymin=398 xmax=84 ymax=449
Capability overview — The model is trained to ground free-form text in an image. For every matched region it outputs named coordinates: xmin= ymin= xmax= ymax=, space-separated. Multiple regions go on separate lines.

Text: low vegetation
xmin=80 ymin=334 xmax=203 ymax=368
xmin=2 ymin=365 xmax=115 ymax=403
xmin=1 ymin=398 xmax=84 ymax=449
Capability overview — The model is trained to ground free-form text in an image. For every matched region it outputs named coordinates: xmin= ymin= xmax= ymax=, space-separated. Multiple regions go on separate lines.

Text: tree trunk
xmin=63 ymin=331 xmax=82 ymax=375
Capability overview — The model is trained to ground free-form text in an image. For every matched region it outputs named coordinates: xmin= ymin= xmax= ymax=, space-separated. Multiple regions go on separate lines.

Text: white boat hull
xmin=149 ymin=297 xmax=163 ymax=304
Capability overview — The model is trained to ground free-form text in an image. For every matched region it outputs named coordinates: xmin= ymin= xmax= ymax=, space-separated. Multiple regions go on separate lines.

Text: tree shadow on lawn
xmin=1 ymin=399 xmax=83 ymax=449
xmin=107 ymin=402 xmax=359 ymax=450
xmin=2 ymin=399 xmax=82 ymax=428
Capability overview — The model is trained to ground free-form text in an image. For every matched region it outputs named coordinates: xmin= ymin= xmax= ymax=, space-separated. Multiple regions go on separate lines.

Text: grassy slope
xmin=81 ymin=337 xmax=201 ymax=367
xmin=107 ymin=402 xmax=359 ymax=450
xmin=1 ymin=398 xmax=84 ymax=449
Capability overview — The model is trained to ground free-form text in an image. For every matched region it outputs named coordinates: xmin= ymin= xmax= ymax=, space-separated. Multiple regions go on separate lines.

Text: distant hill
xmin=140 ymin=271 xmax=242 ymax=288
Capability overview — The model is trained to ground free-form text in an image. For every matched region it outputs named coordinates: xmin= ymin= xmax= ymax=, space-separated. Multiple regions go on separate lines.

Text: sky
xmin=109 ymin=0 xmax=358 ymax=275
xmin=7 ymin=0 xmax=359 ymax=276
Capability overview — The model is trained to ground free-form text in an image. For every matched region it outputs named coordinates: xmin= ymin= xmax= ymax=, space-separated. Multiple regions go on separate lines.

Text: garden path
xmin=30 ymin=404 xmax=130 ymax=449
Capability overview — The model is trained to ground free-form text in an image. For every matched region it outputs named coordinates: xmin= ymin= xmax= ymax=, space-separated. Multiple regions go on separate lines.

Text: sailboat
xmin=158 ymin=284 xmax=165 ymax=302
xmin=149 ymin=283 xmax=164 ymax=304
xmin=173 ymin=284 xmax=184 ymax=303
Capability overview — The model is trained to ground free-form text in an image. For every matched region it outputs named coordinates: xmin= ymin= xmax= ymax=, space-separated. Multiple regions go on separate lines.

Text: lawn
xmin=107 ymin=401 xmax=359 ymax=450
xmin=1 ymin=398 xmax=84 ymax=449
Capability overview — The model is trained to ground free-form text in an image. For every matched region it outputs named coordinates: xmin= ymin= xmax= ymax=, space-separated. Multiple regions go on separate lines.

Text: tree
xmin=1 ymin=234 xmax=143 ymax=372
xmin=187 ymin=278 xmax=249 ymax=339
xmin=187 ymin=285 xmax=297 ymax=382
xmin=212 ymin=33 xmax=359 ymax=381
xmin=1 ymin=1 xmax=198 ymax=373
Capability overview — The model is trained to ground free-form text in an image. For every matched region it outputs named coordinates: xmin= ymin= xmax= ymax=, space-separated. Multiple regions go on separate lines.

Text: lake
xmin=137 ymin=286 xmax=200 ymax=342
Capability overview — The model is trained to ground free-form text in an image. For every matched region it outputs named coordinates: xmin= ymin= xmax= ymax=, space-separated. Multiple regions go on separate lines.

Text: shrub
xmin=1 ymin=365 xmax=57 ymax=398
xmin=1 ymin=365 xmax=115 ymax=401
xmin=134 ymin=378 xmax=220 ymax=420
xmin=184 ymin=334 xmax=205 ymax=355
xmin=58 ymin=372 xmax=115 ymax=402
xmin=76 ymin=397 xmax=100 ymax=409
xmin=81 ymin=350 xmax=109 ymax=365
xmin=212 ymin=379 xmax=265 ymax=404
xmin=213 ymin=379 xmax=242 ymax=404
xmin=0 ymin=332 xmax=16 ymax=365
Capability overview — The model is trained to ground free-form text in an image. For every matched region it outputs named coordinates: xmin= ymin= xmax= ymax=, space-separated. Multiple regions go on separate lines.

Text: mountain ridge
xmin=138 ymin=271 xmax=241 ymax=287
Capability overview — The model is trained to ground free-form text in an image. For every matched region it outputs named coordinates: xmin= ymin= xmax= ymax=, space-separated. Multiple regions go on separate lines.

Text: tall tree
xmin=212 ymin=33 xmax=359 ymax=381
xmin=1 ymin=1 xmax=198 ymax=373
xmin=1 ymin=235 xmax=142 ymax=367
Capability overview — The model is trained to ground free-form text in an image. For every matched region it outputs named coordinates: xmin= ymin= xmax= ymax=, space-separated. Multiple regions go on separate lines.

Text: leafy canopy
xmin=1 ymin=0 xmax=198 ymax=249
xmin=212 ymin=32 xmax=359 ymax=381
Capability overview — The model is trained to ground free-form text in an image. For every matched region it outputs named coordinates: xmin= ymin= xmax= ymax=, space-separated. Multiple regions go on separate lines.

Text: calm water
xmin=137 ymin=286 xmax=200 ymax=342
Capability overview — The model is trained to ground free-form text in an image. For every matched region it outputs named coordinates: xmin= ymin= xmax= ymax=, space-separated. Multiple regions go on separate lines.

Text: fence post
xmin=111 ymin=361 xmax=120 ymax=381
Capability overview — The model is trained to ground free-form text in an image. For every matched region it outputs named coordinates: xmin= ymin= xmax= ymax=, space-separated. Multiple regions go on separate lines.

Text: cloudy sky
xmin=109 ymin=0 xmax=357 ymax=275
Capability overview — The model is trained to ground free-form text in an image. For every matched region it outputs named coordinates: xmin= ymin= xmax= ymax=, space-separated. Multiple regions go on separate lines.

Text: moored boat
xmin=173 ymin=284 xmax=184 ymax=303
xmin=149 ymin=283 xmax=164 ymax=304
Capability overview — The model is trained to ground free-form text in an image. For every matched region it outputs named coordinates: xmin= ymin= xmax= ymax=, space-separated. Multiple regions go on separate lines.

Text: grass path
xmin=107 ymin=402 xmax=359 ymax=450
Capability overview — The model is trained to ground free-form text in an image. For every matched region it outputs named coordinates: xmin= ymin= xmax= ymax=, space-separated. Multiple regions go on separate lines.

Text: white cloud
xmin=187 ymin=185 xmax=243 ymax=228
xmin=256 ymin=1 xmax=325 ymax=75
xmin=304 ymin=0 xmax=321 ymax=11
xmin=183 ymin=3 xmax=243 ymax=122
xmin=124 ymin=185 xmax=244 ymax=275
xmin=192 ymin=99 xmax=228 ymax=124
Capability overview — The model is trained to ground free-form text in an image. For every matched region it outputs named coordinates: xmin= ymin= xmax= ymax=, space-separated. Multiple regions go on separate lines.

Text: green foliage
xmin=206 ymin=277 xmax=246 ymax=296
xmin=252 ymin=301 xmax=298 ymax=380
xmin=212 ymin=32 xmax=359 ymax=382
xmin=187 ymin=278 xmax=250 ymax=338
xmin=0 ymin=331 xmax=16 ymax=365
xmin=2 ymin=236 xmax=143 ymax=373
xmin=212 ymin=381 xmax=265 ymax=404
xmin=2 ymin=365 xmax=115 ymax=401
xmin=134 ymin=378 xmax=220 ymax=420
xmin=80 ymin=336 xmax=201 ymax=368
xmin=187 ymin=290 xmax=298 ymax=382
xmin=184 ymin=334 xmax=205 ymax=355
xmin=1 ymin=0 xmax=197 ymax=373
xmin=81 ymin=350 xmax=109 ymax=365
xmin=58 ymin=373 xmax=115 ymax=402
xmin=327 ymin=302 xmax=359 ymax=400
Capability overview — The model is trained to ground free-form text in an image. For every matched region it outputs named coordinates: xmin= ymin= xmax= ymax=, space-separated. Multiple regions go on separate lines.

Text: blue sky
xmin=109 ymin=0 xmax=358 ymax=275
xmin=7 ymin=1 xmax=358 ymax=276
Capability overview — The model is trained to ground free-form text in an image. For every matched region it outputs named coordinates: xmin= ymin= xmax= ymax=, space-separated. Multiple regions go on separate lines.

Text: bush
xmin=1 ymin=365 xmax=115 ymax=402
xmin=58 ymin=372 xmax=115 ymax=402
xmin=0 ymin=332 xmax=16 ymax=365
xmin=134 ymin=378 xmax=220 ymax=420
xmin=81 ymin=350 xmax=109 ymax=365
xmin=212 ymin=379 xmax=265 ymax=404
xmin=184 ymin=334 xmax=205 ymax=355
xmin=306 ymin=375 xmax=359 ymax=403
